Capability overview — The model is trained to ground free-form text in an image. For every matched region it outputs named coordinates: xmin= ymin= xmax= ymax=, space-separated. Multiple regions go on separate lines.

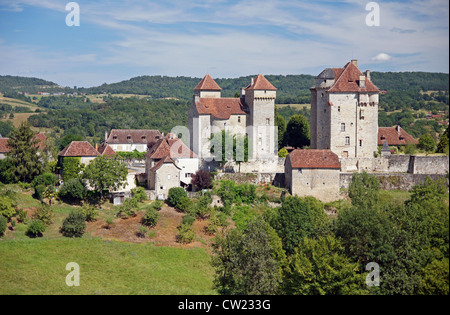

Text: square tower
xmin=310 ymin=60 xmax=380 ymax=158
xmin=244 ymin=74 xmax=278 ymax=161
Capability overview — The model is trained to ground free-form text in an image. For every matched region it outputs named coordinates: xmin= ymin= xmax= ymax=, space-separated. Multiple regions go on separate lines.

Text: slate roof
xmin=378 ymin=126 xmax=418 ymax=146
xmin=58 ymin=141 xmax=100 ymax=157
xmin=287 ymin=149 xmax=340 ymax=169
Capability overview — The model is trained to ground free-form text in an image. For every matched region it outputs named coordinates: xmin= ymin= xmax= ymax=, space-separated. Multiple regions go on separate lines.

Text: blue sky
xmin=0 ymin=0 xmax=448 ymax=87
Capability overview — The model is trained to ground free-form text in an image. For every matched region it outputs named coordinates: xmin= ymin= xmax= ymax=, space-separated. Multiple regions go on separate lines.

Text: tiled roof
xmin=149 ymin=156 xmax=180 ymax=172
xmin=328 ymin=62 xmax=380 ymax=93
xmin=287 ymin=149 xmax=340 ymax=169
xmin=0 ymin=138 xmax=10 ymax=153
xmin=97 ymin=143 xmax=116 ymax=157
xmin=0 ymin=133 xmax=47 ymax=153
xmin=245 ymin=74 xmax=277 ymax=91
xmin=106 ymin=129 xmax=162 ymax=144
xmin=378 ymin=126 xmax=418 ymax=146
xmin=194 ymin=74 xmax=222 ymax=91
xmin=195 ymin=98 xmax=246 ymax=119
xmin=58 ymin=141 xmax=100 ymax=157
xmin=146 ymin=136 xmax=197 ymax=159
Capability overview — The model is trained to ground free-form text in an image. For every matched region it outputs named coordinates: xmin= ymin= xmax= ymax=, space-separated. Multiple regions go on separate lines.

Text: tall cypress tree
xmin=6 ymin=122 xmax=43 ymax=183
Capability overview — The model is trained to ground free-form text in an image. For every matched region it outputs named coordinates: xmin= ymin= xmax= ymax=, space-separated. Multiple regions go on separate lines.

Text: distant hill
xmin=0 ymin=75 xmax=67 ymax=94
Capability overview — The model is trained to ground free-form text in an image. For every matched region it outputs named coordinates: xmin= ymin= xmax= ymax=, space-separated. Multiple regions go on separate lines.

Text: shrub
xmin=0 ymin=215 xmax=7 ymax=236
xmin=191 ymin=170 xmax=213 ymax=190
xmin=33 ymin=204 xmax=54 ymax=225
xmin=81 ymin=204 xmax=98 ymax=222
xmin=205 ymin=215 xmax=219 ymax=235
xmin=26 ymin=219 xmax=46 ymax=238
xmin=131 ymin=187 xmax=147 ymax=202
xmin=61 ymin=211 xmax=86 ymax=238
xmin=176 ymin=224 xmax=196 ymax=244
xmin=278 ymin=148 xmax=289 ymax=158
xmin=0 ymin=195 xmax=16 ymax=219
xmin=141 ymin=206 xmax=160 ymax=227
xmin=58 ymin=178 xmax=87 ymax=202
xmin=31 ymin=172 xmax=57 ymax=189
xmin=117 ymin=198 xmax=139 ymax=218
xmin=181 ymin=214 xmax=195 ymax=226
xmin=151 ymin=200 xmax=164 ymax=210
xmin=16 ymin=208 xmax=28 ymax=223
xmin=177 ymin=196 xmax=192 ymax=212
xmin=104 ymin=217 xmax=114 ymax=229
xmin=33 ymin=184 xmax=45 ymax=201
xmin=137 ymin=225 xmax=148 ymax=238
xmin=167 ymin=187 xmax=187 ymax=208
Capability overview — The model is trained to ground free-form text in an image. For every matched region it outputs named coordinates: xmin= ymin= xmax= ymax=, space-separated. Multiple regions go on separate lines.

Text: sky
xmin=0 ymin=0 xmax=448 ymax=88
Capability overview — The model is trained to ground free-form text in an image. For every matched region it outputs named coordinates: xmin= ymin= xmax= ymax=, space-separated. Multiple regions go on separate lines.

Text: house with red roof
xmin=145 ymin=133 xmax=199 ymax=195
xmin=285 ymin=149 xmax=341 ymax=202
xmin=378 ymin=125 xmax=418 ymax=147
xmin=188 ymin=73 xmax=278 ymax=164
xmin=0 ymin=132 xmax=48 ymax=160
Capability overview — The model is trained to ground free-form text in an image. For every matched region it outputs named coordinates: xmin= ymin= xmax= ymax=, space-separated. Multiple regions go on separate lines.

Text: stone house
xmin=105 ymin=129 xmax=162 ymax=153
xmin=188 ymin=74 xmax=278 ymax=166
xmin=285 ymin=149 xmax=341 ymax=203
xmin=310 ymin=60 xmax=380 ymax=159
xmin=148 ymin=156 xmax=181 ymax=200
xmin=145 ymin=133 xmax=199 ymax=194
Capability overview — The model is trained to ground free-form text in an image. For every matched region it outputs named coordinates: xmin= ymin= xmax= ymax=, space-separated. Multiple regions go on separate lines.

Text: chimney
xmin=105 ymin=131 xmax=108 ymax=141
xmin=95 ymin=143 xmax=98 ymax=151
xmin=351 ymin=59 xmax=358 ymax=67
xmin=365 ymin=70 xmax=371 ymax=81
xmin=251 ymin=77 xmax=254 ymax=87
xmin=359 ymin=75 xmax=366 ymax=88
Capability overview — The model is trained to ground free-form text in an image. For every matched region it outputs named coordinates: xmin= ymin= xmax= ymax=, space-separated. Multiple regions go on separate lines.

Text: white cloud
xmin=371 ymin=53 xmax=393 ymax=62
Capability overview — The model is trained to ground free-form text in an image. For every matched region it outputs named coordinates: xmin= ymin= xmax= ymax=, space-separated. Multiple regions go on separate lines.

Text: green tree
xmin=6 ymin=122 xmax=43 ymax=183
xmin=58 ymin=178 xmax=87 ymax=202
xmin=283 ymin=114 xmax=310 ymax=148
xmin=0 ymin=195 xmax=16 ymax=220
xmin=82 ymin=156 xmax=128 ymax=199
xmin=212 ymin=217 xmax=283 ymax=295
xmin=283 ymin=235 xmax=367 ymax=295
xmin=348 ymin=171 xmax=380 ymax=210
xmin=418 ymin=133 xmax=436 ymax=153
xmin=436 ymin=128 xmax=449 ymax=155
xmin=167 ymin=187 xmax=188 ymax=208
xmin=60 ymin=210 xmax=86 ymax=238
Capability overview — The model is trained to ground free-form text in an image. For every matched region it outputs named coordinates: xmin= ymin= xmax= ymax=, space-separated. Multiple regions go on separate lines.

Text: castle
xmin=188 ymin=74 xmax=279 ymax=171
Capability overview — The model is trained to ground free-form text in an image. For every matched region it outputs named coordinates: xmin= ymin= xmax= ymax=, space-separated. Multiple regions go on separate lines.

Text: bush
xmin=61 ymin=211 xmax=86 ymax=237
xmin=131 ymin=187 xmax=147 ymax=202
xmin=181 ymin=214 xmax=195 ymax=226
xmin=81 ymin=204 xmax=98 ymax=222
xmin=33 ymin=204 xmax=54 ymax=225
xmin=117 ymin=198 xmax=139 ymax=218
xmin=16 ymin=208 xmax=28 ymax=223
xmin=141 ymin=206 xmax=160 ymax=227
xmin=191 ymin=170 xmax=213 ymax=190
xmin=137 ymin=225 xmax=148 ymax=238
xmin=58 ymin=178 xmax=87 ymax=202
xmin=26 ymin=219 xmax=46 ymax=238
xmin=177 ymin=196 xmax=192 ymax=212
xmin=176 ymin=224 xmax=196 ymax=244
xmin=151 ymin=200 xmax=164 ymax=210
xmin=167 ymin=187 xmax=187 ymax=208
xmin=0 ymin=215 xmax=7 ymax=236
xmin=31 ymin=172 xmax=57 ymax=189
xmin=33 ymin=184 xmax=45 ymax=201
xmin=0 ymin=195 xmax=16 ymax=219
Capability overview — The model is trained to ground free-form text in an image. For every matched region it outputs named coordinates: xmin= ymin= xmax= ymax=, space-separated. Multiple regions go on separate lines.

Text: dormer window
xmin=113 ymin=136 xmax=117 ymax=140
xmin=127 ymin=136 xmax=131 ymax=140
xmin=141 ymin=136 xmax=146 ymax=140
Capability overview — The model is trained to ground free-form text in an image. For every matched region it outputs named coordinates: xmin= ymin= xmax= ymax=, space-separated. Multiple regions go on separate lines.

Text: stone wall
xmin=340 ymin=173 xmax=449 ymax=191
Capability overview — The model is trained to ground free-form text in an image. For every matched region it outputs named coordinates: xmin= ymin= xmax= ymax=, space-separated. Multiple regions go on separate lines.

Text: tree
xmin=418 ymin=133 xmax=436 ymax=153
xmin=0 ymin=195 xmax=16 ymax=220
xmin=60 ymin=210 xmax=86 ymax=238
xmin=436 ymin=127 xmax=449 ymax=155
xmin=167 ymin=187 xmax=188 ymax=208
xmin=212 ymin=217 xmax=283 ymax=295
xmin=82 ymin=156 xmax=128 ymax=199
xmin=348 ymin=171 xmax=380 ymax=210
xmin=283 ymin=114 xmax=310 ymax=148
xmin=191 ymin=170 xmax=213 ymax=190
xmin=6 ymin=122 xmax=43 ymax=183
xmin=283 ymin=235 xmax=367 ymax=295
xmin=271 ymin=196 xmax=326 ymax=255
xmin=58 ymin=178 xmax=88 ymax=202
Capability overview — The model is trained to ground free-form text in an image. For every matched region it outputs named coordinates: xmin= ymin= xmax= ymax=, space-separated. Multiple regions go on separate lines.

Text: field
xmin=0 ymin=188 xmax=217 ymax=295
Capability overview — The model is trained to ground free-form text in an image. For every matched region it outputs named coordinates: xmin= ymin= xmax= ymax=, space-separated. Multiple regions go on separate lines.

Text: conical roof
xmin=194 ymin=74 xmax=222 ymax=91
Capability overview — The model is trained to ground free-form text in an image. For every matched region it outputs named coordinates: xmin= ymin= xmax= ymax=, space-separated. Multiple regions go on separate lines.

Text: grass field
xmin=0 ymin=238 xmax=216 ymax=295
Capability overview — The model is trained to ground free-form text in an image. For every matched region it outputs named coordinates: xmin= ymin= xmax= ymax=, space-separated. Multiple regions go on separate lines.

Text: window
xmin=238 ymin=116 xmax=241 ymax=123
xmin=360 ymin=110 xmax=365 ymax=120
xmin=338 ymin=106 xmax=341 ymax=112
xmin=298 ymin=169 xmax=302 ymax=174
xmin=341 ymin=123 xmax=345 ymax=132
xmin=266 ymin=118 xmax=270 ymax=125
xmin=360 ymin=140 xmax=363 ymax=147
xmin=185 ymin=173 xmax=192 ymax=178
xmin=345 ymin=136 xmax=350 ymax=145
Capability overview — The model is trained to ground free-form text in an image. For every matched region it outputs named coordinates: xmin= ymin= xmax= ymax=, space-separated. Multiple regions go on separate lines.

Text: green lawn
xmin=0 ymin=238 xmax=216 ymax=295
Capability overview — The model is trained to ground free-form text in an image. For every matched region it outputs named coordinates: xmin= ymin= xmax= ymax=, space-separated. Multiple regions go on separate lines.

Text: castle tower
xmin=310 ymin=60 xmax=380 ymax=158
xmin=244 ymin=74 xmax=278 ymax=160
